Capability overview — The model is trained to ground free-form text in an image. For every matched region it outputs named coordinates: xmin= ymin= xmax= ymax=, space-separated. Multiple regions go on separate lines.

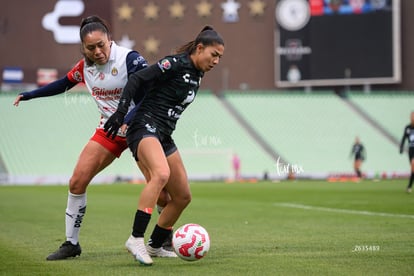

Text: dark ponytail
xmin=176 ymin=26 xmax=224 ymax=54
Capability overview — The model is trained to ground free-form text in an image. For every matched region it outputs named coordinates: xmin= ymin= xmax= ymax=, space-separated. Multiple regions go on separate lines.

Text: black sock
xmin=132 ymin=210 xmax=151 ymax=238
xmin=408 ymin=172 xmax=414 ymax=188
xmin=356 ymin=169 xmax=362 ymax=178
xmin=148 ymin=224 xmax=172 ymax=248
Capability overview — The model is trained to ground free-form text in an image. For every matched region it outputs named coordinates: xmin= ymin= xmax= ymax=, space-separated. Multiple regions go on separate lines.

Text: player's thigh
xmin=137 ymin=137 xmax=170 ymax=183
xmin=137 ymin=161 xmax=150 ymax=182
xmin=410 ymin=159 xmax=414 ymax=171
xmin=72 ymin=140 xmax=117 ymax=180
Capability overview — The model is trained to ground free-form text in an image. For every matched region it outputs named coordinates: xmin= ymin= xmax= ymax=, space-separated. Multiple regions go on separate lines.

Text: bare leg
xmin=47 ymin=140 xmax=117 ymax=260
xmin=69 ymin=140 xmax=116 ymax=194
xmin=138 ymin=162 xmax=171 ymax=209
xmin=66 ymin=140 xmax=116 ymax=244
xmin=354 ymin=159 xmax=362 ymax=178
xmin=135 ymin=137 xmax=170 ymax=211
xmin=158 ymin=150 xmax=191 ymax=228
xmin=147 ymin=150 xmax=191 ymax=250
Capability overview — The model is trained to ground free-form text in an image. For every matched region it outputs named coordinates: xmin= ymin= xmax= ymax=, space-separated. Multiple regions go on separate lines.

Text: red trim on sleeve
xmin=67 ymin=59 xmax=85 ymax=84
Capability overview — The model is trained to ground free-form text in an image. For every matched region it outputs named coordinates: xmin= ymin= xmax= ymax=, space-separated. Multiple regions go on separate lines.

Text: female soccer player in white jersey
xmin=13 ymin=15 xmax=171 ymax=260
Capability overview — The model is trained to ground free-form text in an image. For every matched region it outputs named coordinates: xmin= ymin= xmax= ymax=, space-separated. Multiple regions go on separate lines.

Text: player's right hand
xmin=13 ymin=94 xmax=24 ymax=106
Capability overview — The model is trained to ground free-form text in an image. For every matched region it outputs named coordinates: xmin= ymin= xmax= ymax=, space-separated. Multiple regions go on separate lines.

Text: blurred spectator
xmin=232 ymin=153 xmax=241 ymax=180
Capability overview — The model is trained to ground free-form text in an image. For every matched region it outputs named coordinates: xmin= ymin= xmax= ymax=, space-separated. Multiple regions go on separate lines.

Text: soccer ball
xmin=172 ymin=223 xmax=210 ymax=261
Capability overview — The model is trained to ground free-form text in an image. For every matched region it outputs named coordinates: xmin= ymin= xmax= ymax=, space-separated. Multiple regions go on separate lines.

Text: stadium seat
xmin=224 ymin=91 xmax=408 ymax=178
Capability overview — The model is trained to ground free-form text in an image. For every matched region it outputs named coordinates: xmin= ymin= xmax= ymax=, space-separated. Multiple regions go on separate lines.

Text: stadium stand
xmin=224 ymin=91 xmax=409 ymax=178
xmin=173 ymin=92 xmax=276 ymax=180
xmin=0 ymin=91 xmax=412 ymax=184
xmin=0 ymin=91 xmax=276 ymax=183
xmin=347 ymin=92 xmax=414 ymax=142
xmin=0 ymin=92 xmax=137 ymax=184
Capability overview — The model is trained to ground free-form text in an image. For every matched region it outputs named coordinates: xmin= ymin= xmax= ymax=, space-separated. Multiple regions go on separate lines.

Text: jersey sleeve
xmin=19 ymin=59 xmax=85 ymax=100
xmin=156 ymin=55 xmax=182 ymax=80
xmin=361 ymin=145 xmax=366 ymax=160
xmin=350 ymin=145 xmax=355 ymax=157
xmin=18 ymin=76 xmax=77 ymax=100
xmin=117 ymin=55 xmax=182 ymax=114
xmin=67 ymin=59 xmax=85 ymax=84
xmin=126 ymin=51 xmax=148 ymax=76
xmin=125 ymin=51 xmax=149 ymax=105
xmin=400 ymin=125 xmax=408 ymax=153
xmin=117 ymin=63 xmax=162 ymax=114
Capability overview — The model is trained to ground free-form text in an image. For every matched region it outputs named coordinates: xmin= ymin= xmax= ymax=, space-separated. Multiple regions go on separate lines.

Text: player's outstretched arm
xmin=13 ymin=76 xmax=76 ymax=107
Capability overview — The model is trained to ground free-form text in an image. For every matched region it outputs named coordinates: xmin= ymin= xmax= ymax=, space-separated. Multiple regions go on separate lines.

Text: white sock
xmin=65 ymin=192 xmax=87 ymax=245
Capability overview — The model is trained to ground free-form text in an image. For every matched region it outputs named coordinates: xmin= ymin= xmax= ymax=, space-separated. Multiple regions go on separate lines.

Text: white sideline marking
xmin=275 ymin=203 xmax=414 ymax=219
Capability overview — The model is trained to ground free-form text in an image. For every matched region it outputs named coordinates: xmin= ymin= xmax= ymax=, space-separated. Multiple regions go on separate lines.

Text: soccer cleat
xmin=125 ymin=235 xmax=153 ymax=265
xmin=146 ymin=245 xmax=178 ymax=258
xmin=46 ymin=241 xmax=81 ymax=261
xmin=407 ymin=188 xmax=412 ymax=194
xmin=162 ymin=231 xmax=174 ymax=252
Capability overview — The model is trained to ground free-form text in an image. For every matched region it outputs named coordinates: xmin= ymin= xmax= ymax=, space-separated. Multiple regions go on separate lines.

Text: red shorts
xmin=90 ymin=128 xmax=128 ymax=158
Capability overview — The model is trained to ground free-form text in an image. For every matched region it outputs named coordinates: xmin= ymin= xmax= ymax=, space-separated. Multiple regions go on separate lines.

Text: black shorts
xmin=126 ymin=126 xmax=177 ymax=162
xmin=354 ymin=153 xmax=364 ymax=161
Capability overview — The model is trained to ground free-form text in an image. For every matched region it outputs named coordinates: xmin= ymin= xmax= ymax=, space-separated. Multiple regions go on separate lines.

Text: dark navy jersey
xmin=351 ymin=143 xmax=365 ymax=161
xmin=119 ymin=52 xmax=204 ymax=136
xmin=400 ymin=124 xmax=414 ymax=152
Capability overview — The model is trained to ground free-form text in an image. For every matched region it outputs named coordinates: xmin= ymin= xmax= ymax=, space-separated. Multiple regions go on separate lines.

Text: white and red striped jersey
xmin=67 ymin=42 xmax=147 ymax=133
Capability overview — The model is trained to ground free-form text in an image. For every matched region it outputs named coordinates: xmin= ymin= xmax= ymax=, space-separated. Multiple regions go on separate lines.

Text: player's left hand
xmin=104 ymin=111 xmax=125 ymax=139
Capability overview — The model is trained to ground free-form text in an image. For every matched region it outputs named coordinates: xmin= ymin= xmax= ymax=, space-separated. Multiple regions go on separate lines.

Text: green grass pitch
xmin=1 ymin=179 xmax=413 ymax=275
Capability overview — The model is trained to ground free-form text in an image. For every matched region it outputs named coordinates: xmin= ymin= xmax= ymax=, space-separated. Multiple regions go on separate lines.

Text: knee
xmin=69 ymin=173 xmax=89 ymax=194
xmin=177 ymin=190 xmax=192 ymax=208
xmin=153 ymin=168 xmax=170 ymax=187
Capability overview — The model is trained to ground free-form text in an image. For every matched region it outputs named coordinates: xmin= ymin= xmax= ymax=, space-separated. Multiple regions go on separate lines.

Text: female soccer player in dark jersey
xmin=350 ymin=136 xmax=366 ymax=178
xmin=13 ymin=15 xmax=171 ymax=260
xmin=400 ymin=111 xmax=414 ymax=193
xmin=104 ymin=26 xmax=224 ymax=265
